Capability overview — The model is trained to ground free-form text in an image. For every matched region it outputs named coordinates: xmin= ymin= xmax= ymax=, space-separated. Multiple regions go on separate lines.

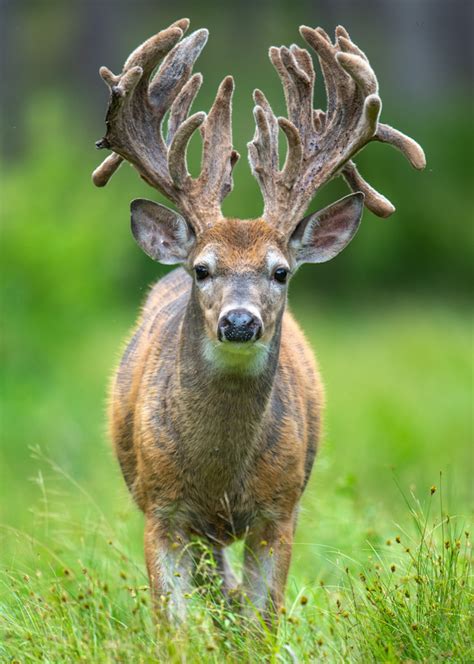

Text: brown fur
xmin=96 ymin=19 xmax=425 ymax=626
xmin=109 ymin=220 xmax=323 ymax=622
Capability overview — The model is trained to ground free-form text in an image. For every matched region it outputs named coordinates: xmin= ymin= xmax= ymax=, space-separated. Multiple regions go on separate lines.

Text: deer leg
xmin=241 ymin=516 xmax=295 ymax=626
xmin=144 ymin=516 xmax=194 ymax=622
xmin=213 ymin=546 xmax=239 ymax=597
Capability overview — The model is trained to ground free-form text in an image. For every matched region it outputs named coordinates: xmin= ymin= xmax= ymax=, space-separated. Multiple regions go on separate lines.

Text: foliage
xmin=1 ymin=98 xmax=472 ymax=661
xmin=0 ymin=457 xmax=472 ymax=662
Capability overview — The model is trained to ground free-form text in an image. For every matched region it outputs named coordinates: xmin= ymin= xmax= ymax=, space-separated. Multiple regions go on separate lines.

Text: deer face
xmin=96 ymin=20 xmax=425 ymax=371
xmin=190 ymin=220 xmax=289 ymax=349
xmin=131 ymin=194 xmax=364 ymax=371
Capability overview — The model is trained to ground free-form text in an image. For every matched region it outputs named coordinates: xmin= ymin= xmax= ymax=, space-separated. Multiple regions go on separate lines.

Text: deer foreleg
xmin=241 ymin=516 xmax=295 ymax=626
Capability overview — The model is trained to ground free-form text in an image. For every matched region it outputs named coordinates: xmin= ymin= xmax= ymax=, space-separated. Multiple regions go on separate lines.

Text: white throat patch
xmin=202 ymin=338 xmax=270 ymax=375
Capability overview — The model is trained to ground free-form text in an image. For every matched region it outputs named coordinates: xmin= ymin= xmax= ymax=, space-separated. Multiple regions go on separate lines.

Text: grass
xmin=0 ymin=458 xmax=471 ymax=662
xmin=1 ymin=301 xmax=472 ymax=662
xmin=1 ymin=101 xmax=472 ymax=661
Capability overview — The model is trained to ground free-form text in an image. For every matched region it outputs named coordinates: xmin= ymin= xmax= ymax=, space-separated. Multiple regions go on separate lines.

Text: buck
xmin=93 ymin=18 xmax=425 ymax=623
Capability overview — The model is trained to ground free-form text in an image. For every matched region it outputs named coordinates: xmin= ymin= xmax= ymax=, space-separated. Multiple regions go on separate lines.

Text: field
xmin=0 ymin=67 xmax=472 ymax=659
xmin=1 ymin=288 xmax=472 ymax=661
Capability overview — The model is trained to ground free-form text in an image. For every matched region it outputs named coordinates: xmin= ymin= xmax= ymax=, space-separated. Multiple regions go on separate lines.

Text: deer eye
xmin=194 ymin=264 xmax=210 ymax=281
xmin=273 ymin=267 xmax=288 ymax=284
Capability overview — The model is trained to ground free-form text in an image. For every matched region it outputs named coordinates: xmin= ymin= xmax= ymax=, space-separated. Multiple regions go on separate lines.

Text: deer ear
xmin=130 ymin=199 xmax=195 ymax=264
xmin=289 ymin=193 xmax=364 ymax=265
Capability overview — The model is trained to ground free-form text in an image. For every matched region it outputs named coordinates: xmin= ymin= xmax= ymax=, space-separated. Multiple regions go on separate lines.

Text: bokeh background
xmin=1 ymin=0 xmax=472 ymax=579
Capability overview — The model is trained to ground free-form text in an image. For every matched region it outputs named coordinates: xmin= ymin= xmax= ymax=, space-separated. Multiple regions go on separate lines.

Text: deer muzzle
xmin=217 ymin=308 xmax=263 ymax=343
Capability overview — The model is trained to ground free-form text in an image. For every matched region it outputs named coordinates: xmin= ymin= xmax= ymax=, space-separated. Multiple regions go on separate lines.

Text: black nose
xmin=218 ymin=309 xmax=262 ymax=342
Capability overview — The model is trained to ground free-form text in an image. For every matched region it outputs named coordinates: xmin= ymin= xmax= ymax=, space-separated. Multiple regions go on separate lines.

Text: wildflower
xmin=430 ymin=485 xmax=436 ymax=495
xmin=386 ymin=539 xmax=392 ymax=546
xmin=395 ymin=536 xmax=401 ymax=544
xmin=300 ymin=595 xmax=308 ymax=605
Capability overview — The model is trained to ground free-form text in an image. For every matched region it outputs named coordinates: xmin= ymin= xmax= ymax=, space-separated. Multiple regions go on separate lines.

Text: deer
xmin=92 ymin=18 xmax=425 ymax=624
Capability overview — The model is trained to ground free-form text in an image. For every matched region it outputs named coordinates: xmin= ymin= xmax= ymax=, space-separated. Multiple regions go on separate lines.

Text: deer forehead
xmin=193 ymin=219 xmax=287 ymax=271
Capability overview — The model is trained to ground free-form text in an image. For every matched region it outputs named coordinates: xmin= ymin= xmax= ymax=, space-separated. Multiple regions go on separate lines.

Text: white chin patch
xmin=202 ymin=338 xmax=269 ymax=375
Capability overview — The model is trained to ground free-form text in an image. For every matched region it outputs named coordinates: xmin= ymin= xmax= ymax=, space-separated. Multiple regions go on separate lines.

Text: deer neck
xmin=172 ymin=287 xmax=282 ymax=468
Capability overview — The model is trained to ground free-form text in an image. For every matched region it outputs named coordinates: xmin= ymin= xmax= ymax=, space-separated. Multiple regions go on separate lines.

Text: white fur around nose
xmin=219 ymin=303 xmax=263 ymax=327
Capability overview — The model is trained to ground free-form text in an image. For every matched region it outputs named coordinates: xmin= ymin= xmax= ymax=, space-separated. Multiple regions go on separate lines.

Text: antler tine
xmin=93 ymin=20 xmax=239 ymax=233
xmin=196 ymin=76 xmax=240 ymax=213
xmin=342 ymin=161 xmax=395 ymax=218
xmin=375 ymin=123 xmax=426 ymax=170
xmin=248 ymin=24 xmax=425 ymax=234
xmin=166 ymin=73 xmax=203 ymax=146
xmin=92 ymin=152 xmax=124 ymax=187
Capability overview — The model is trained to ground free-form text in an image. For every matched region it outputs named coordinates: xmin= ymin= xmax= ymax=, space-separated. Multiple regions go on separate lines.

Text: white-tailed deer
xmin=93 ymin=18 xmax=425 ymax=623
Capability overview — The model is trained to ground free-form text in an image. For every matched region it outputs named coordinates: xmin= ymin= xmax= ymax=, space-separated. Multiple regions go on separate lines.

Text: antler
xmin=248 ymin=25 xmax=426 ymax=233
xmin=92 ymin=18 xmax=239 ymax=233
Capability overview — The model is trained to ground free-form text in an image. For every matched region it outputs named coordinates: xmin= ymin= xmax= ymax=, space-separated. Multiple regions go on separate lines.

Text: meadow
xmin=1 ymin=89 xmax=473 ymax=661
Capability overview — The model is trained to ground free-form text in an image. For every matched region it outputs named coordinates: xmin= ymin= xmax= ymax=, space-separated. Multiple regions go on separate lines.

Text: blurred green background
xmin=1 ymin=0 xmax=472 ymax=572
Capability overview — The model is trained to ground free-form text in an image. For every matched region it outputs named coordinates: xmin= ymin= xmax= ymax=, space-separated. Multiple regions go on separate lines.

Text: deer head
xmin=93 ymin=19 xmax=425 ymax=371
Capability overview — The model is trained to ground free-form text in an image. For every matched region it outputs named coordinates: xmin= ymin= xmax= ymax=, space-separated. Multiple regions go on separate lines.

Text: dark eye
xmin=273 ymin=267 xmax=288 ymax=284
xmin=194 ymin=264 xmax=210 ymax=281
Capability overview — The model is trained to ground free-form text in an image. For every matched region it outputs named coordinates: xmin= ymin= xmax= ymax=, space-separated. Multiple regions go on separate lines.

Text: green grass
xmin=1 ymin=100 xmax=472 ymax=661
xmin=0 ymin=455 xmax=471 ymax=662
xmin=1 ymin=301 xmax=472 ymax=662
